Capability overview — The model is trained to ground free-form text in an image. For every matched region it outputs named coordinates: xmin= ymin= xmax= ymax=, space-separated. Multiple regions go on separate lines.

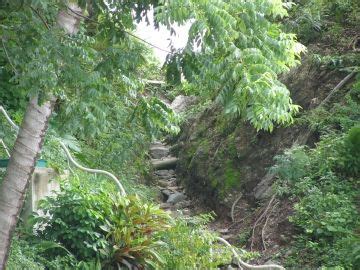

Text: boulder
xmin=150 ymin=146 xmax=170 ymax=159
xmin=161 ymin=189 xmax=173 ymax=198
xmin=167 ymin=192 xmax=187 ymax=204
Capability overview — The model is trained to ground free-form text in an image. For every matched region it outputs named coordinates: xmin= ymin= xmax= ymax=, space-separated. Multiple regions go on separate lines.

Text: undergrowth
xmin=272 ymin=83 xmax=360 ymax=268
xmin=7 ymin=173 xmax=241 ymax=269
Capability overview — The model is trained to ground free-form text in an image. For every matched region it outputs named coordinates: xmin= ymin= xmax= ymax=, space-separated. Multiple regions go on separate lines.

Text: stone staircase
xmin=150 ymin=141 xmax=191 ymax=213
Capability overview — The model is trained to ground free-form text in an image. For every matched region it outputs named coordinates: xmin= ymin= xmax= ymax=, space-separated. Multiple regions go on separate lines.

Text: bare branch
xmin=1 ymin=39 xmax=17 ymax=75
xmin=0 ymin=139 xmax=10 ymax=157
xmin=30 ymin=6 xmax=50 ymax=30
xmin=319 ymin=71 xmax=357 ymax=106
xmin=0 ymin=105 xmax=19 ymax=132
xmin=59 ymin=141 xmax=126 ymax=196
xmin=231 ymin=193 xmax=243 ymax=222
xmin=251 ymin=195 xmax=276 ymax=251
xmin=66 ymin=6 xmax=172 ymax=53
xmin=216 ymin=236 xmax=285 ymax=270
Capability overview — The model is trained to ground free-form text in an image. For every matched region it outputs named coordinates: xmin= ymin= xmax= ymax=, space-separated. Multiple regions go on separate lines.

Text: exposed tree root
xmin=261 ymin=201 xmax=279 ymax=251
xmin=319 ymin=71 xmax=357 ymax=106
xmin=60 ymin=142 xmax=126 ymax=196
xmin=250 ymin=195 xmax=276 ymax=251
xmin=231 ymin=193 xmax=243 ymax=222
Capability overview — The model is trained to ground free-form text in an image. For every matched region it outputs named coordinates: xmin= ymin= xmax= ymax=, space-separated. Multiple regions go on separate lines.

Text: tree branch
xmin=30 ymin=6 xmax=50 ymax=30
xmin=1 ymin=39 xmax=18 ymax=75
xmin=59 ymin=141 xmax=126 ymax=196
xmin=0 ymin=139 xmax=10 ymax=157
xmin=0 ymin=105 xmax=19 ymax=132
xmin=216 ymin=237 xmax=285 ymax=270
xmin=231 ymin=193 xmax=243 ymax=222
xmin=319 ymin=71 xmax=357 ymax=106
xmin=66 ymin=6 xmax=172 ymax=53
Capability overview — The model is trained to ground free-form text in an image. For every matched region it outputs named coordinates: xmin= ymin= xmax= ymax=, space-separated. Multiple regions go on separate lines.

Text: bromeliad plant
xmin=100 ymin=194 xmax=171 ymax=268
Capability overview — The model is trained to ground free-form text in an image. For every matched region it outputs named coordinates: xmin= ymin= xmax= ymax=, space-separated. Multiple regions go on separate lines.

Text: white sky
xmin=136 ymin=12 xmax=191 ymax=64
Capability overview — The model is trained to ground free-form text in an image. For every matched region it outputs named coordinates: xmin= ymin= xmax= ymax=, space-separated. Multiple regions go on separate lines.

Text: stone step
xmin=149 ymin=146 xmax=170 ymax=159
xmin=154 ymin=169 xmax=175 ymax=177
xmin=152 ymin=157 xmax=178 ymax=170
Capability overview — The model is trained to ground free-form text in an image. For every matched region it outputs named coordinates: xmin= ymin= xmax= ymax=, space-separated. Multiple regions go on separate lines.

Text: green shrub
xmin=340 ymin=126 xmax=360 ymax=176
xmin=158 ymin=213 xmax=233 ymax=269
xmin=290 ymin=191 xmax=357 ymax=240
xmin=31 ymin=178 xmax=172 ymax=269
xmin=29 ymin=176 xmax=245 ymax=269
xmin=273 ymin=128 xmax=359 ymax=268
xmin=7 ymin=238 xmax=45 ymax=270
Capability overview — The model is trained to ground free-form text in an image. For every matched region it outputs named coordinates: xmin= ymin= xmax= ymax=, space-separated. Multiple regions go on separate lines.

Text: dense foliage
xmin=1 ymin=0 xmax=359 ymax=269
xmin=18 ymin=175 xmax=237 ymax=269
xmin=162 ymin=0 xmax=305 ymax=131
xmin=273 ymin=83 xmax=360 ymax=268
xmin=30 ymin=177 xmax=171 ymax=268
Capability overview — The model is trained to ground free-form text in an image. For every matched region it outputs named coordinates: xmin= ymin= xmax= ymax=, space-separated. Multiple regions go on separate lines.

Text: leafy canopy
xmin=160 ymin=0 xmax=305 ymax=131
xmin=0 ymin=0 xmax=304 ymax=134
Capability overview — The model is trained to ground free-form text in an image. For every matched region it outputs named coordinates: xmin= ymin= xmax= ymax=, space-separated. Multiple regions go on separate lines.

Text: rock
xmin=157 ymin=180 xmax=170 ymax=188
xmin=150 ymin=146 xmax=170 ymax=159
xmin=218 ymin=228 xmax=229 ymax=234
xmin=221 ymin=234 xmax=234 ymax=240
xmin=253 ymin=171 xmax=276 ymax=200
xmin=167 ymin=186 xmax=182 ymax=192
xmin=170 ymin=95 xmax=197 ymax=113
xmin=161 ymin=189 xmax=173 ymax=198
xmin=154 ymin=170 xmax=176 ymax=180
xmin=155 ymin=170 xmax=171 ymax=176
xmin=167 ymin=179 xmax=177 ymax=187
xmin=174 ymin=200 xmax=191 ymax=209
xmin=160 ymin=203 xmax=172 ymax=209
xmin=167 ymin=192 xmax=187 ymax=204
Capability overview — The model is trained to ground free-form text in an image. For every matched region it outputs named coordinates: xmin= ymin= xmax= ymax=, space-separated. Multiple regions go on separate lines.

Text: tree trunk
xmin=0 ymin=96 xmax=55 ymax=269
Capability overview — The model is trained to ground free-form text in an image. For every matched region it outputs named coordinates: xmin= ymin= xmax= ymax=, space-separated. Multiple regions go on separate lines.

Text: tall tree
xmin=0 ymin=97 xmax=54 ymax=267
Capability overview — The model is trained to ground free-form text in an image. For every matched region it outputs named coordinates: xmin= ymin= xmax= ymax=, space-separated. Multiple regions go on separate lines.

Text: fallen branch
xmin=59 ymin=141 xmax=126 ymax=196
xmin=0 ymin=105 xmax=19 ymax=132
xmin=250 ymin=195 xmax=276 ymax=251
xmin=231 ymin=193 xmax=243 ymax=222
xmin=319 ymin=71 xmax=357 ymax=106
xmin=216 ymin=237 xmax=285 ymax=270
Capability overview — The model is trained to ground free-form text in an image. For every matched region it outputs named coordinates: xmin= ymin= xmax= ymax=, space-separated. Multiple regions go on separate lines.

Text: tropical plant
xmin=31 ymin=177 xmax=172 ymax=269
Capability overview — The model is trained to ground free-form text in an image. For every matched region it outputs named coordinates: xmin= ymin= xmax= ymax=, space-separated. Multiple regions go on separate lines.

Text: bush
xmin=31 ymin=178 xmax=172 ymax=269
xmin=158 ymin=213 xmax=233 ymax=269
xmin=273 ymin=128 xmax=359 ymax=268
xmin=7 ymin=238 xmax=45 ymax=270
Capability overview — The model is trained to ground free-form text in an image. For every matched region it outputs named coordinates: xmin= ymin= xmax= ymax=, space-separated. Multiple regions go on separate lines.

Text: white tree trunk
xmin=0 ymin=97 xmax=55 ymax=269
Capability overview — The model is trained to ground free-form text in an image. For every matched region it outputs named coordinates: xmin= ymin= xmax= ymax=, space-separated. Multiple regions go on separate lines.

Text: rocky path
xmin=149 ymin=141 xmax=235 ymax=240
xmin=149 ymin=141 xmax=193 ymax=215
